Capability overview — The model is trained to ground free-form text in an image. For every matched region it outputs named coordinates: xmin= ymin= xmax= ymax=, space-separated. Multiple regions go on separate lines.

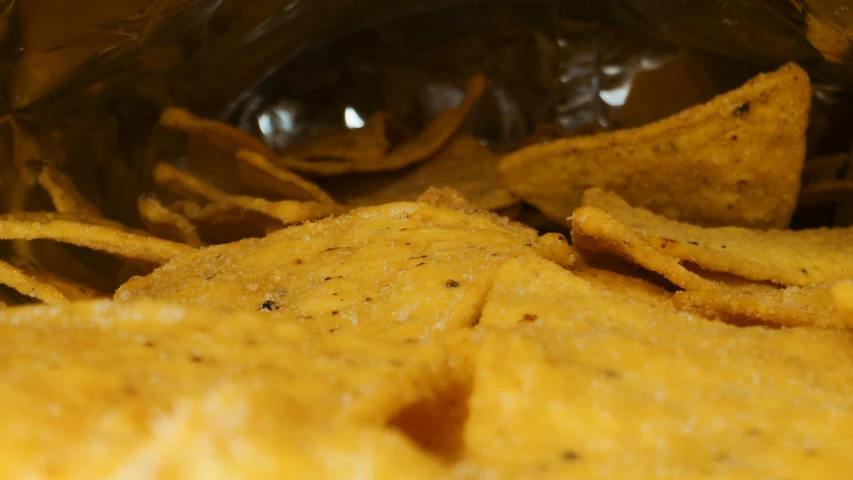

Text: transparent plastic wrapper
xmin=2 ymin=0 xmax=853 ymax=227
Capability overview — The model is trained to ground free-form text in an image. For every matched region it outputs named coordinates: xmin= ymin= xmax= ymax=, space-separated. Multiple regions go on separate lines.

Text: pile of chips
xmin=2 ymin=62 xmax=853 ymax=478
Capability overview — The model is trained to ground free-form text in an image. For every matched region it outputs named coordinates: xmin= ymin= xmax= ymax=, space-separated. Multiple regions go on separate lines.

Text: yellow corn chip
xmin=280 ymin=112 xmax=407 ymax=164
xmin=154 ymin=162 xmax=347 ymax=229
xmin=0 ymin=259 xmax=101 ymax=303
xmin=801 ymin=153 xmax=848 ymax=184
xmin=236 ymin=149 xmax=337 ymax=204
xmin=11 ymin=240 xmax=116 ymax=293
xmin=275 ymin=75 xmax=488 ymax=175
xmin=138 ymin=194 xmax=204 ymax=247
xmin=326 ymin=134 xmax=517 ymax=211
xmin=160 ymin=106 xmax=275 ymax=159
xmin=577 ymin=188 xmax=853 ymax=286
xmin=501 ymin=63 xmax=810 ymax=228
xmin=832 ymin=281 xmax=853 ymax=316
xmin=0 ymin=300 xmax=449 ymax=478
xmin=153 ymin=161 xmax=230 ymax=203
xmin=36 ymin=164 xmax=102 ymax=217
xmin=672 ymin=282 xmax=849 ymax=329
xmin=171 ymin=199 xmax=282 ymax=243
xmin=468 ymin=255 xmax=853 ymax=478
xmin=116 ymin=202 xmax=573 ymax=339
xmin=569 ymin=261 xmax=673 ymax=309
xmin=415 ymin=187 xmax=574 ymax=268
xmin=0 ymin=212 xmax=194 ymax=264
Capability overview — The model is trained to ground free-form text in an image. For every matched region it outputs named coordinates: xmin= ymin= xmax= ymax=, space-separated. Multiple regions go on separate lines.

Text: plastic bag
xmin=2 ymin=0 xmax=850 ymax=223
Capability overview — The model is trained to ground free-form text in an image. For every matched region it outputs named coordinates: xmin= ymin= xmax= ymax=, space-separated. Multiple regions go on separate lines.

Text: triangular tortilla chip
xmin=138 ymin=194 xmax=204 ymax=247
xmin=36 ymin=164 xmax=102 ymax=217
xmin=325 ymin=134 xmax=516 ymax=211
xmin=236 ymin=149 xmax=337 ymax=204
xmin=575 ymin=188 xmax=853 ymax=287
xmin=116 ymin=202 xmax=573 ymax=339
xmin=501 ymin=63 xmax=810 ymax=228
xmin=0 ymin=300 xmax=449 ymax=478
xmin=0 ymin=212 xmax=194 ymax=264
xmin=468 ymin=255 xmax=853 ymax=477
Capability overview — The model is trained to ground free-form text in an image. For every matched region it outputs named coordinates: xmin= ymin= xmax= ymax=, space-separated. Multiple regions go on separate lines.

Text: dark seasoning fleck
xmin=733 ymin=101 xmax=751 ymax=116
xmin=445 ymin=280 xmax=460 ymax=288
xmin=259 ymin=300 xmax=280 ymax=311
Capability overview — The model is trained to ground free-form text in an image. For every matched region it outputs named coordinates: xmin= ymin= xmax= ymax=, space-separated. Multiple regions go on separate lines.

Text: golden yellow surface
xmin=500 ymin=63 xmax=810 ymax=229
xmin=0 ymin=211 xmax=194 ymax=265
xmin=581 ymin=188 xmax=853 ymax=286
xmin=466 ymin=255 xmax=853 ymax=478
xmin=673 ymin=282 xmax=849 ymax=329
xmin=0 ymin=300 xmax=451 ymax=479
xmin=116 ymin=201 xmax=572 ymax=339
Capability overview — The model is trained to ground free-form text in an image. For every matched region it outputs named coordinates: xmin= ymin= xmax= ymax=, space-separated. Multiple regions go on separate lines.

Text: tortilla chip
xmin=236 ymin=149 xmax=337 ymax=204
xmin=280 ymin=112 xmax=408 ymax=164
xmin=36 ymin=164 xmax=102 ymax=217
xmin=275 ymin=75 xmax=488 ymax=175
xmin=468 ymin=255 xmax=853 ymax=477
xmin=672 ymin=282 xmax=848 ymax=329
xmin=160 ymin=106 xmax=275 ymax=159
xmin=138 ymin=194 xmax=204 ymax=247
xmin=832 ymin=281 xmax=853 ymax=315
xmin=0 ymin=212 xmax=194 ymax=264
xmin=799 ymin=180 xmax=853 ymax=206
xmin=801 ymin=153 xmax=848 ymax=184
xmin=569 ymin=261 xmax=673 ymax=309
xmin=11 ymin=241 xmax=116 ymax=292
xmin=155 ymin=162 xmax=347 ymax=230
xmin=171 ymin=199 xmax=281 ymax=243
xmin=0 ymin=300 xmax=449 ymax=478
xmin=501 ymin=63 xmax=810 ymax=228
xmin=576 ymin=188 xmax=853 ymax=287
xmin=326 ymin=134 xmax=517 ymax=211
xmin=0 ymin=259 xmax=102 ymax=303
xmin=416 ymin=187 xmax=574 ymax=268
xmin=153 ymin=161 xmax=230 ymax=203
xmin=116 ymin=202 xmax=573 ymax=339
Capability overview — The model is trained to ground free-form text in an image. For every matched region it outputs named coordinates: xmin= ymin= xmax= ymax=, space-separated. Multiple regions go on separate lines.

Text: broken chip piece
xmin=500 ymin=63 xmax=810 ymax=228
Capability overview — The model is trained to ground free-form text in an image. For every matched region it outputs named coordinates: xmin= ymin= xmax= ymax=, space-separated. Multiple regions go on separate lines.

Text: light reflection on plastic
xmin=258 ymin=106 xmax=296 ymax=137
xmin=600 ymin=82 xmax=631 ymax=106
xmin=344 ymin=107 xmax=365 ymax=129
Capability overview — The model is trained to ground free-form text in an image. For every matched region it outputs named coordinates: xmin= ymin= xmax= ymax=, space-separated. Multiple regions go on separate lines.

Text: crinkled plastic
xmin=2 ymin=0 xmax=851 ymax=224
